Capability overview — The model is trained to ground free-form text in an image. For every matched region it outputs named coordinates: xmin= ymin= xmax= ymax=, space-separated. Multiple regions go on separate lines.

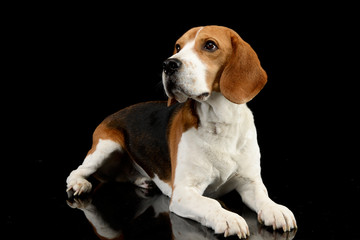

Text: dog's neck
xmin=196 ymin=92 xmax=246 ymax=125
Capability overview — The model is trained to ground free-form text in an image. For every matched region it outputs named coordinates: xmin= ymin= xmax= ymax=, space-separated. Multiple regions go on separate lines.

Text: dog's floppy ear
xmin=220 ymin=31 xmax=267 ymax=104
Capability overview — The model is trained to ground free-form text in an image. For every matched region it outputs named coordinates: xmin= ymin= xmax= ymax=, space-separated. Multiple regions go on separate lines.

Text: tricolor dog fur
xmin=66 ymin=25 xmax=297 ymax=238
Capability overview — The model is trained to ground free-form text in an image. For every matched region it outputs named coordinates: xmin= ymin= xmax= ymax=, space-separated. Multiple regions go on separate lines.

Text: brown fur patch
xmin=167 ymin=100 xmax=199 ymax=189
xmin=91 ymin=101 xmax=183 ymax=183
xmin=88 ymin=122 xmax=125 ymax=156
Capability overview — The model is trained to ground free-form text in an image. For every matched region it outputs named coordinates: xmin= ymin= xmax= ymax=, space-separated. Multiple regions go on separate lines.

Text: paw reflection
xmin=66 ymin=197 xmax=92 ymax=210
xmin=67 ymin=182 xmax=296 ymax=240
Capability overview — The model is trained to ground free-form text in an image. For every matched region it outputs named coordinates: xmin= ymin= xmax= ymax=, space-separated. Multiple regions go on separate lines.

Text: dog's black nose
xmin=163 ymin=58 xmax=182 ymax=75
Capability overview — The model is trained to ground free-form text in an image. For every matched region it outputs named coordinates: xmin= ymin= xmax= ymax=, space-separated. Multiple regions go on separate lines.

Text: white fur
xmin=152 ymin=174 xmax=172 ymax=197
xmin=169 ymin=93 xmax=296 ymax=237
xmin=160 ymin=30 xmax=297 ymax=237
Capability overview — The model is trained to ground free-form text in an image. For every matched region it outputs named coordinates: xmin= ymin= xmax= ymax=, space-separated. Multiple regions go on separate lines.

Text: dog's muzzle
xmin=163 ymin=58 xmax=182 ymax=76
xmin=163 ymin=58 xmax=184 ymax=101
xmin=162 ymin=58 xmax=210 ymax=102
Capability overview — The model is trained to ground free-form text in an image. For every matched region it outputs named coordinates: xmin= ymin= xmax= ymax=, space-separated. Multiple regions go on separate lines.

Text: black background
xmin=4 ymin=2 xmax=359 ymax=239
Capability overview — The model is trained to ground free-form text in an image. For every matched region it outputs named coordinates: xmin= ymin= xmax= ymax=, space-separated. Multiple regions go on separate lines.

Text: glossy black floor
xmin=5 ymin=4 xmax=358 ymax=240
xmin=5 ymin=158 xmax=359 ymax=240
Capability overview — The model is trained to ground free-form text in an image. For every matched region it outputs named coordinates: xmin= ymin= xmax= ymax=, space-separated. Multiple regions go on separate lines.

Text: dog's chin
xmin=172 ymin=90 xmax=189 ymax=103
xmin=170 ymin=90 xmax=210 ymax=103
xmin=164 ymin=80 xmax=210 ymax=103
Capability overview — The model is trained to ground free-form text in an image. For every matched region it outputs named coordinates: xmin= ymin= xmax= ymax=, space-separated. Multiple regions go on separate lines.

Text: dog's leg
xmin=170 ymin=186 xmax=250 ymax=238
xmin=236 ymin=178 xmax=297 ymax=231
xmin=66 ymin=139 xmax=122 ymax=195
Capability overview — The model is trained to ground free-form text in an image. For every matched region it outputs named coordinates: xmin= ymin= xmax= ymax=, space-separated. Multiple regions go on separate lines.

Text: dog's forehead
xmin=177 ymin=26 xmax=231 ymax=46
xmin=198 ymin=26 xmax=229 ymax=38
xmin=177 ymin=27 xmax=202 ymax=43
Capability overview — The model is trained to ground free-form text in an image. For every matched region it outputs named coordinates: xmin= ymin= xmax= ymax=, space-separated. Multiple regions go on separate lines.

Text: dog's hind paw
xmin=134 ymin=177 xmax=154 ymax=189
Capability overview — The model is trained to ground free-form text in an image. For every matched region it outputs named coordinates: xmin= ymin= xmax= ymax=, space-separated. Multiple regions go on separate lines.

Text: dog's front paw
xmin=210 ymin=209 xmax=249 ymax=239
xmin=258 ymin=203 xmax=297 ymax=232
xmin=66 ymin=174 xmax=92 ymax=196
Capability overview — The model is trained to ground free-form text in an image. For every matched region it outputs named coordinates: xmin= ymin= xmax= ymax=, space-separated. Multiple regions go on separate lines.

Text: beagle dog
xmin=66 ymin=25 xmax=297 ymax=238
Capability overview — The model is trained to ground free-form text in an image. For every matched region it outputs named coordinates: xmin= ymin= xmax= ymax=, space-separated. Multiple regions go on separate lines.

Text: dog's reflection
xmin=67 ymin=182 xmax=296 ymax=240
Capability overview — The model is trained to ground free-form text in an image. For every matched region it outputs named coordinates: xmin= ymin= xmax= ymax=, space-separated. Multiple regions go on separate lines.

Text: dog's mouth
xmin=165 ymin=81 xmax=210 ymax=103
xmin=170 ymin=89 xmax=210 ymax=103
xmin=163 ymin=71 xmax=211 ymax=103
xmin=164 ymin=80 xmax=189 ymax=103
xmin=171 ymin=89 xmax=188 ymax=103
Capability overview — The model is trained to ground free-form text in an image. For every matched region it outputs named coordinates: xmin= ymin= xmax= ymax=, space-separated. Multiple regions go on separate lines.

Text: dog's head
xmin=162 ymin=26 xmax=267 ymax=105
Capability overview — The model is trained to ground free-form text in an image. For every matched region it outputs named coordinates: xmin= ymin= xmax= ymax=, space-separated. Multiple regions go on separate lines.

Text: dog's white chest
xmin=174 ymin=97 xmax=259 ymax=196
xmin=175 ymin=127 xmax=242 ymax=197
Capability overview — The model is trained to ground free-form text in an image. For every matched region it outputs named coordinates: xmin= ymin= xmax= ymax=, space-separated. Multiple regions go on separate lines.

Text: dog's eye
xmin=204 ymin=40 xmax=218 ymax=52
xmin=175 ymin=44 xmax=181 ymax=53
